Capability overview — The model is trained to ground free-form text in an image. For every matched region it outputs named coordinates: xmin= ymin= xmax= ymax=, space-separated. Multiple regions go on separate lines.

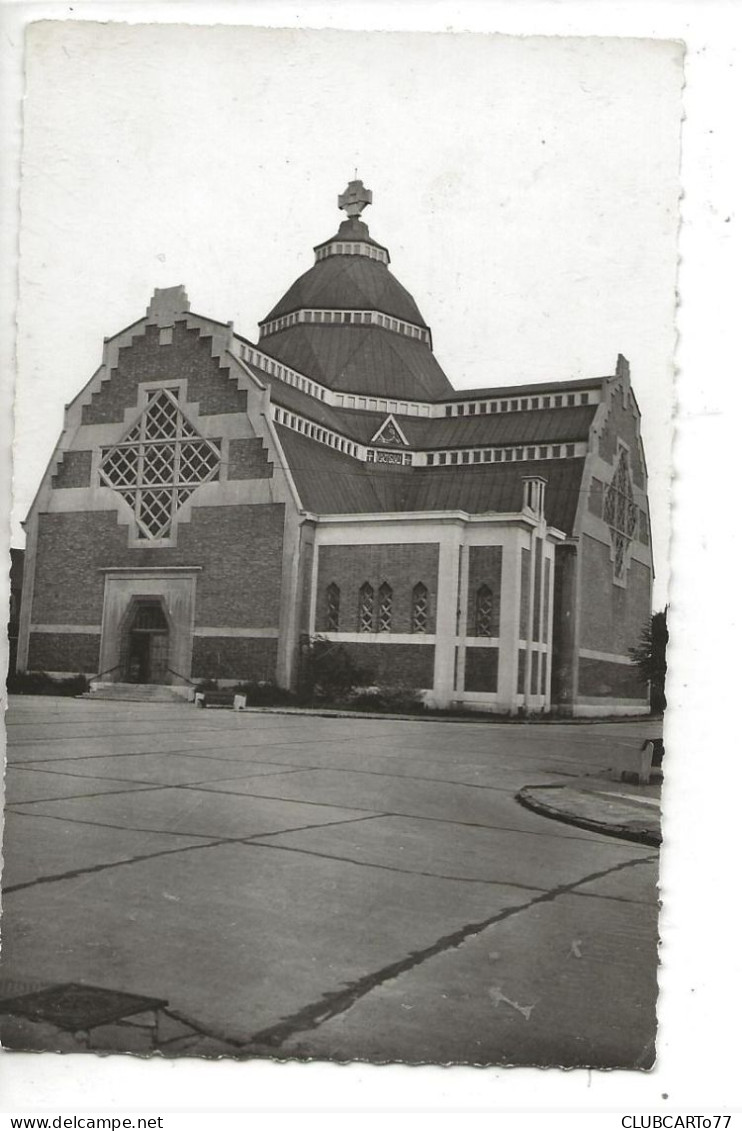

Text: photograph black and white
xmin=2 ymin=22 xmax=682 ymax=1071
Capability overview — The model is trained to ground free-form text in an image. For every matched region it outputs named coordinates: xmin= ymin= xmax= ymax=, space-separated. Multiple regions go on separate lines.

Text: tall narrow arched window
xmin=475 ymin=584 xmax=494 ymax=637
xmin=325 ymin=583 xmax=340 ymax=632
xmin=377 ymin=583 xmax=393 ymax=632
xmin=358 ymin=583 xmax=375 ymax=633
xmin=411 ymin=582 xmax=428 ymax=633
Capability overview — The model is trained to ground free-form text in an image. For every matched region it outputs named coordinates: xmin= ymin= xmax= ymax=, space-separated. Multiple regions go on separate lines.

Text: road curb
xmin=516 ymin=785 xmax=661 ymax=848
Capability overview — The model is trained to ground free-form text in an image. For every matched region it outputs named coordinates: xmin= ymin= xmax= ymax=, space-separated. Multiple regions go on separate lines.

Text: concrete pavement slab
xmin=569 ymin=858 xmax=659 ymax=905
xmin=1 ymin=698 xmax=661 ymax=1065
xmin=4 ymin=767 xmax=157 ymax=806
xmin=28 ymin=753 xmax=308 ymax=786
xmin=8 ymin=786 xmax=373 ymax=840
xmin=254 ymin=812 xmax=647 ymax=890
xmin=0 ymin=841 xmax=533 ymax=1044
xmin=276 ymin=860 xmax=659 ymax=1067
xmin=1 ymin=812 xmax=211 ymax=890
xmin=195 ymin=767 xmax=617 ymax=835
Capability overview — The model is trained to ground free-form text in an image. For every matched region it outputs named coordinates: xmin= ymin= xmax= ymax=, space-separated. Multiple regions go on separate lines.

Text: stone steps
xmin=83 ymin=682 xmax=194 ymax=704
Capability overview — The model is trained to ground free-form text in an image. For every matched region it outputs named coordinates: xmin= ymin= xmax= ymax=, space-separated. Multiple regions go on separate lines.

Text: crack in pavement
xmin=175 ymin=782 xmax=641 ymax=846
xmin=241 ymin=852 xmax=658 ymax=1051
xmin=3 ymin=782 xmax=172 ymax=807
xmin=1 ymin=813 xmax=386 ymax=894
xmin=7 ymin=751 xmax=591 ymax=797
xmin=11 ymin=762 xmax=312 ymax=789
xmin=238 ymin=838 xmax=551 ymax=892
xmin=6 ymin=723 xmax=412 ymax=748
xmin=12 ymin=755 xmax=544 ymax=796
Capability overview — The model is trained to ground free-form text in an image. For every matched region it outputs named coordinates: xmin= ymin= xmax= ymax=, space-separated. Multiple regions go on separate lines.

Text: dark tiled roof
xmin=314 ymin=217 xmax=388 ymax=254
xmin=258 ymin=367 xmax=596 ymax=450
xmin=274 ymin=426 xmax=398 ymax=513
xmin=248 ymin=365 xmax=353 ymax=435
xmin=403 ymin=458 xmax=585 ymax=533
xmin=261 ymin=324 xmax=454 ymax=401
xmin=263 ymin=256 xmax=426 ymax=326
xmin=398 ymin=405 xmax=598 ymax=448
xmin=276 ymin=424 xmax=585 ymax=534
xmin=436 ymin=376 xmax=609 ymax=402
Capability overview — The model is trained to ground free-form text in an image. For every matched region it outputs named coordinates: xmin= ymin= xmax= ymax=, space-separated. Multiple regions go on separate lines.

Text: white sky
xmin=13 ymin=23 xmax=682 ymax=606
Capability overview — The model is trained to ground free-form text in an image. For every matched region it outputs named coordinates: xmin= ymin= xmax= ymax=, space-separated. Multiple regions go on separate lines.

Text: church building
xmin=15 ymin=181 xmax=653 ymax=715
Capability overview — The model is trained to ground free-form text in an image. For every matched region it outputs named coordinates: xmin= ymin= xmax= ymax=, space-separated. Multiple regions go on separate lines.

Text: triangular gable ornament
xmin=371 ymin=413 xmax=409 ymax=447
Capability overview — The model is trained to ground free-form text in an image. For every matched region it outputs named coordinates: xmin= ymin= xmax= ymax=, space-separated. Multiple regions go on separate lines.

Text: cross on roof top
xmin=338 ymin=179 xmax=372 ymax=219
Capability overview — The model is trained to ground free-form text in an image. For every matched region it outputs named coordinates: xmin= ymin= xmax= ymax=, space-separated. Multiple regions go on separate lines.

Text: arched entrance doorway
xmin=123 ymin=599 xmax=170 ymax=684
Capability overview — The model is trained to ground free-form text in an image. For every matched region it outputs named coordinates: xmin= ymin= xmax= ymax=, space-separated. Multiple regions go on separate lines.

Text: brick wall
xmin=82 ymin=322 xmax=247 ymax=426
xmin=588 ymin=477 xmax=603 ymax=517
xmin=316 ymin=543 xmax=439 ymax=634
xmin=578 ymin=656 xmax=647 ymax=699
xmin=464 ymin=647 xmax=499 ymax=693
xmin=579 ymin=534 xmax=652 ymax=655
xmin=519 ymin=548 xmax=531 ymax=638
xmin=547 ymin=544 xmax=577 ymax=707
xmin=597 ymin=386 xmax=645 ymax=489
xmin=52 ymin=450 xmax=92 ymax=489
xmin=31 ymin=504 xmax=286 ymax=629
xmin=28 ymin=632 xmax=101 ymax=673
xmin=466 ymin=546 xmax=502 ymax=636
xmin=192 ymin=637 xmax=278 ymax=681
xmin=227 ymin=438 xmax=273 ymax=480
xmin=339 ymin=641 xmax=435 ymax=689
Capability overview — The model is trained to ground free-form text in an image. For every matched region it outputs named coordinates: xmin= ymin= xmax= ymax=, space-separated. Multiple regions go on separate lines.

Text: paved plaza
xmin=1 ymin=696 xmax=662 ymax=1066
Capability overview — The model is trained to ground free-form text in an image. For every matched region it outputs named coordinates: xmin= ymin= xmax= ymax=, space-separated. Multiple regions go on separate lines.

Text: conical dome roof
xmin=258 ymin=183 xmax=454 ymax=402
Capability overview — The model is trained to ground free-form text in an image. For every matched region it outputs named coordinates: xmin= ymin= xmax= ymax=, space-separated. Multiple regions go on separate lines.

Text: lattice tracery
xmin=475 ymin=585 xmax=494 ymax=637
xmin=603 ymin=448 xmax=637 ymax=580
xmin=378 ymin=583 xmax=393 ymax=632
xmin=99 ymin=387 xmax=220 ymax=540
xmin=411 ymin=582 xmax=428 ymax=633
xmin=325 ymin=583 xmax=340 ymax=632
xmin=359 ymin=583 xmax=375 ymax=633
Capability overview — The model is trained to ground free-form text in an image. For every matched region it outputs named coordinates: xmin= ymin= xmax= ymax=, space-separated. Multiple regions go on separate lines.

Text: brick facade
xmin=28 ymin=632 xmax=101 ymax=673
xmin=52 ymin=450 xmax=92 ymax=489
xmin=597 ymin=385 xmax=645 ymax=489
xmin=464 ymin=647 xmax=499 ymax=693
xmin=32 ymin=504 xmax=286 ymax=630
xmin=578 ymin=656 xmax=647 ymax=700
xmin=227 ymin=438 xmax=274 ymax=480
xmin=82 ymin=322 xmax=247 ymax=426
xmin=192 ymin=636 xmax=278 ymax=681
xmin=466 ymin=546 xmax=502 ymax=636
xmin=519 ymin=548 xmax=531 ymax=638
xmin=339 ymin=641 xmax=435 ymax=689
xmin=579 ymin=534 xmax=651 ymax=656
xmin=316 ymin=543 xmax=439 ymax=634
xmin=588 ymin=477 xmax=603 ymax=517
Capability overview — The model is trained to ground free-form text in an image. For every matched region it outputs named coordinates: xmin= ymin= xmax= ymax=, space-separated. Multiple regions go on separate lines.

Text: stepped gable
xmin=258 ymin=181 xmax=454 ymax=401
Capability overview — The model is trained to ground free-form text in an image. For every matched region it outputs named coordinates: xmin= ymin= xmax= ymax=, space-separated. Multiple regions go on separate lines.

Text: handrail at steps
xmin=166 ymin=667 xmax=198 ymax=686
xmin=88 ymin=663 xmax=121 ymax=684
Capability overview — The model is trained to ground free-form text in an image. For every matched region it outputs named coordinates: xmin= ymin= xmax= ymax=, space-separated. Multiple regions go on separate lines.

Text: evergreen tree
xmin=630 ymin=607 xmax=668 ymax=713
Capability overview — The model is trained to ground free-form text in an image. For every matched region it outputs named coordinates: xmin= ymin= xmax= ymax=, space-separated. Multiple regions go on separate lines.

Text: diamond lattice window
xmin=411 ymin=582 xmax=428 ymax=633
xmin=475 ymin=585 xmax=494 ymax=637
xmin=603 ymin=448 xmax=638 ymax=580
xmin=325 ymin=583 xmax=340 ymax=632
xmin=99 ymin=388 xmax=220 ymax=540
xmin=358 ymin=583 xmax=375 ymax=633
xmin=378 ymin=583 xmax=393 ymax=632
